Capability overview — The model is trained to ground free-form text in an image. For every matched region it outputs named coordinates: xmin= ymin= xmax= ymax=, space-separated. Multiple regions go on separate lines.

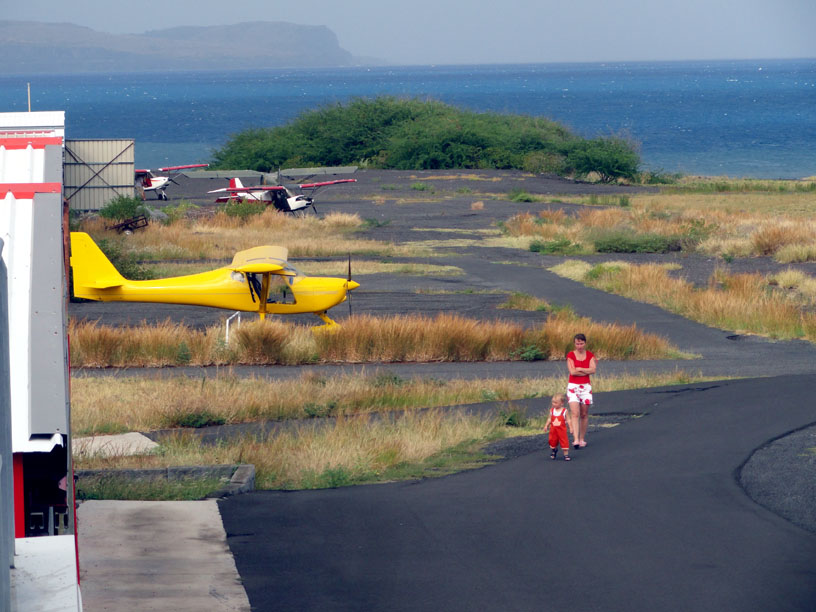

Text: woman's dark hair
xmin=574 ymin=333 xmax=587 ymax=342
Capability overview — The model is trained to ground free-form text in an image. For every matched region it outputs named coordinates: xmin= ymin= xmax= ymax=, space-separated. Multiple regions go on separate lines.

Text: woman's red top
xmin=567 ymin=350 xmax=595 ymax=384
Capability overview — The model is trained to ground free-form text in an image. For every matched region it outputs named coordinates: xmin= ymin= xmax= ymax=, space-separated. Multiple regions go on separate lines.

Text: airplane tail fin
xmin=229 ymin=177 xmax=244 ymax=189
xmin=69 ymin=232 xmax=126 ymax=299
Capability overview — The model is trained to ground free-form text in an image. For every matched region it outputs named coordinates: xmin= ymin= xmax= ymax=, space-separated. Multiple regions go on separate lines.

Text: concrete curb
xmin=208 ymin=464 xmax=256 ymax=499
xmin=75 ymin=464 xmax=255 ymax=498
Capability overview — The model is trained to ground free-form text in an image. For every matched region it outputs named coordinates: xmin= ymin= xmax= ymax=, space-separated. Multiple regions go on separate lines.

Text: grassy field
xmin=77 ymin=210 xmax=433 ymax=259
xmin=550 ymin=260 xmax=816 ymax=342
xmin=503 ymin=185 xmax=816 ymax=262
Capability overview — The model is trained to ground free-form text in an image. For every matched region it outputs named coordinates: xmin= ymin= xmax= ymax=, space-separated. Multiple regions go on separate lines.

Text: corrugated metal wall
xmin=64 ymin=139 xmax=135 ymax=211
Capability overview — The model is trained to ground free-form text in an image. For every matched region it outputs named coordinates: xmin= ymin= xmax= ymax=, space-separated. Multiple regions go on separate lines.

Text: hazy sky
xmin=5 ymin=0 xmax=815 ymax=64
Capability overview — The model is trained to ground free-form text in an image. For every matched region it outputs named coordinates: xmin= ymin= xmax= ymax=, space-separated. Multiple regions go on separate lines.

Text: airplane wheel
xmin=160 ymin=192 xmax=168 ymax=201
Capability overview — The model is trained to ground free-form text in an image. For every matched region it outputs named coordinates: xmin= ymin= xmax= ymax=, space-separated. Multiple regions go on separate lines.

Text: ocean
xmin=1 ymin=59 xmax=814 ymax=178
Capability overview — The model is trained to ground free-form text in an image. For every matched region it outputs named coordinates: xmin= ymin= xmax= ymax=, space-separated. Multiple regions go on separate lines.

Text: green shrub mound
xmin=210 ymin=97 xmax=640 ymax=181
xmin=593 ymin=232 xmax=683 ymax=254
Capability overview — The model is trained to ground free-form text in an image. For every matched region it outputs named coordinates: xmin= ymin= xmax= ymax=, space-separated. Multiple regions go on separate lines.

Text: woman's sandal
xmin=564 ymin=456 xmax=571 ymax=461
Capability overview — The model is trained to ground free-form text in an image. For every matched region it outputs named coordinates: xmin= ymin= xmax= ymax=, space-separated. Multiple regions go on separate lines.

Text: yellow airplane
xmin=70 ymin=232 xmax=359 ymax=327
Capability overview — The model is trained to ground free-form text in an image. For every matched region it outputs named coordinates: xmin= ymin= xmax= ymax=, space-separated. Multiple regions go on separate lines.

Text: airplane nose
xmin=345 ymin=280 xmax=360 ymax=291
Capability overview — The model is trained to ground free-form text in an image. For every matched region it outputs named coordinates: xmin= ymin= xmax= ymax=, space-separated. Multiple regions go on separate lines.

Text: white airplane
xmin=136 ymin=163 xmax=209 ymax=200
xmin=208 ymin=176 xmax=356 ymax=215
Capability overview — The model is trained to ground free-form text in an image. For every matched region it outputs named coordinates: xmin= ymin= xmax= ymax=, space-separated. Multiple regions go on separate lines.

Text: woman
xmin=566 ymin=333 xmax=597 ymax=449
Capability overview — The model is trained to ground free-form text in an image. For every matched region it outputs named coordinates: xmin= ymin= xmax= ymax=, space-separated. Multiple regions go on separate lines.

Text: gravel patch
xmin=739 ymin=423 xmax=816 ymax=534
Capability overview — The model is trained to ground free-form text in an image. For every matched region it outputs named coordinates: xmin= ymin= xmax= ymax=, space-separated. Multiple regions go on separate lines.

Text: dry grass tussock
xmin=551 ymin=260 xmax=816 ymax=341
xmin=770 ymin=269 xmax=816 ymax=302
xmin=68 ymin=311 xmax=679 ymax=368
xmin=405 ymin=235 xmax=536 ymax=251
xmin=68 ymin=319 xmax=226 ymax=367
xmin=79 ymin=210 xmax=428 ymax=259
xmin=670 ymin=176 xmax=816 ymax=194
xmin=71 ymin=369 xmax=711 ymax=435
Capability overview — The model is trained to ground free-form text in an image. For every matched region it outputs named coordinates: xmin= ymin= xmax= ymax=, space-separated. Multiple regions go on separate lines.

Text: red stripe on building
xmin=0 ymin=136 xmax=64 ymax=149
xmin=0 ymin=183 xmax=63 ymax=198
xmin=13 ymin=454 xmax=25 ymax=538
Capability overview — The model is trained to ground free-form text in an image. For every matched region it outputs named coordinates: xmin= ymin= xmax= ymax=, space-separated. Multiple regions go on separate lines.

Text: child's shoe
xmin=550 ymin=448 xmax=558 ymax=460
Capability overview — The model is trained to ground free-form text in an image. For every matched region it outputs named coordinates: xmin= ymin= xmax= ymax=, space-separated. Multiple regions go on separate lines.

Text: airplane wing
xmin=157 ymin=163 xmax=209 ymax=172
xmin=298 ymin=179 xmax=357 ymax=189
xmin=208 ymin=185 xmax=286 ymax=194
xmin=279 ymin=166 xmax=358 ymax=180
xmin=229 ymin=245 xmax=290 ymax=274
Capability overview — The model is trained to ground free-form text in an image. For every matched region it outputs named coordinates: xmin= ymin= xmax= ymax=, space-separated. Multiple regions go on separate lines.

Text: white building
xmin=0 ymin=111 xmax=80 ymax=611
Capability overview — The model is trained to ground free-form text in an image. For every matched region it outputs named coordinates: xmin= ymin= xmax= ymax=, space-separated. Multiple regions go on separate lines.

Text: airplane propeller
xmin=347 ymin=253 xmax=353 ymax=317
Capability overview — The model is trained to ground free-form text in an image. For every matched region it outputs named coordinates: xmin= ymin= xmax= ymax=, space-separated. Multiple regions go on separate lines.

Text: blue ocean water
xmin=1 ymin=59 xmax=814 ymax=177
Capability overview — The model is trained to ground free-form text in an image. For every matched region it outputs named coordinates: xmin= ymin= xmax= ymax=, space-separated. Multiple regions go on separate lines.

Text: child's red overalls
xmin=549 ymin=406 xmax=569 ymax=450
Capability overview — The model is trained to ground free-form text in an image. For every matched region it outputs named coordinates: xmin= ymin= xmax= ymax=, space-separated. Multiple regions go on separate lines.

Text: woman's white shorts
xmin=567 ymin=382 xmax=593 ymax=406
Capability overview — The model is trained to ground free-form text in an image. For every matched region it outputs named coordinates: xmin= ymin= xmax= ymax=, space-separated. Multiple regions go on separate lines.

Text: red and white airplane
xmin=136 ymin=163 xmax=209 ymax=200
xmin=208 ymin=176 xmax=357 ymax=214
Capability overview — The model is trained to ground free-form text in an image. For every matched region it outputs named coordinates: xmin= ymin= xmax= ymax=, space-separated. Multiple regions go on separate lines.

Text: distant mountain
xmin=0 ymin=21 xmax=365 ymax=73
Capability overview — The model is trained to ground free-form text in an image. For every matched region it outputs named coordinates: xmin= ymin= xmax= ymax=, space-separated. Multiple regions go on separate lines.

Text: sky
xmin=4 ymin=0 xmax=816 ymax=65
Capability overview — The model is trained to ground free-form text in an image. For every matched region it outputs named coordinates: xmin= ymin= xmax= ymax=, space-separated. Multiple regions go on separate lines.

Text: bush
xmin=176 ymin=342 xmax=192 ymax=365
xmin=510 ymin=344 xmax=547 ymax=361
xmin=372 ymin=373 xmax=406 ymax=387
xmin=639 ymin=168 xmax=681 ymax=184
xmin=163 ymin=200 xmax=200 ymax=224
xmin=96 ymin=239 xmax=155 ymax=280
xmin=498 ymin=405 xmax=529 ymax=427
xmin=99 ymin=196 xmax=144 ymax=221
xmin=593 ymin=232 xmax=682 ymax=253
xmin=210 ymin=97 xmax=577 ymax=174
xmin=223 ymin=200 xmax=266 ymax=219
xmin=166 ymin=410 xmax=226 ymax=428
xmin=303 ymin=402 xmax=337 ymax=418
xmin=522 ymin=151 xmax=567 ymax=174
xmin=529 ymin=237 xmax=581 ymax=255
xmin=509 ymin=189 xmax=537 ymax=202
xmin=566 ymin=137 xmax=640 ymax=183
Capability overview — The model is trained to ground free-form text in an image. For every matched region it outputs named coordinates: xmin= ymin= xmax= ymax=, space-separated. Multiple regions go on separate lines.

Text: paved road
xmin=219 ymin=377 xmax=816 ymax=612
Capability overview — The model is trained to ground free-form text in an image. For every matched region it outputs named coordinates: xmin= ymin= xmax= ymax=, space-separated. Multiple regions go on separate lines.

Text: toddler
xmin=543 ymin=394 xmax=571 ymax=461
